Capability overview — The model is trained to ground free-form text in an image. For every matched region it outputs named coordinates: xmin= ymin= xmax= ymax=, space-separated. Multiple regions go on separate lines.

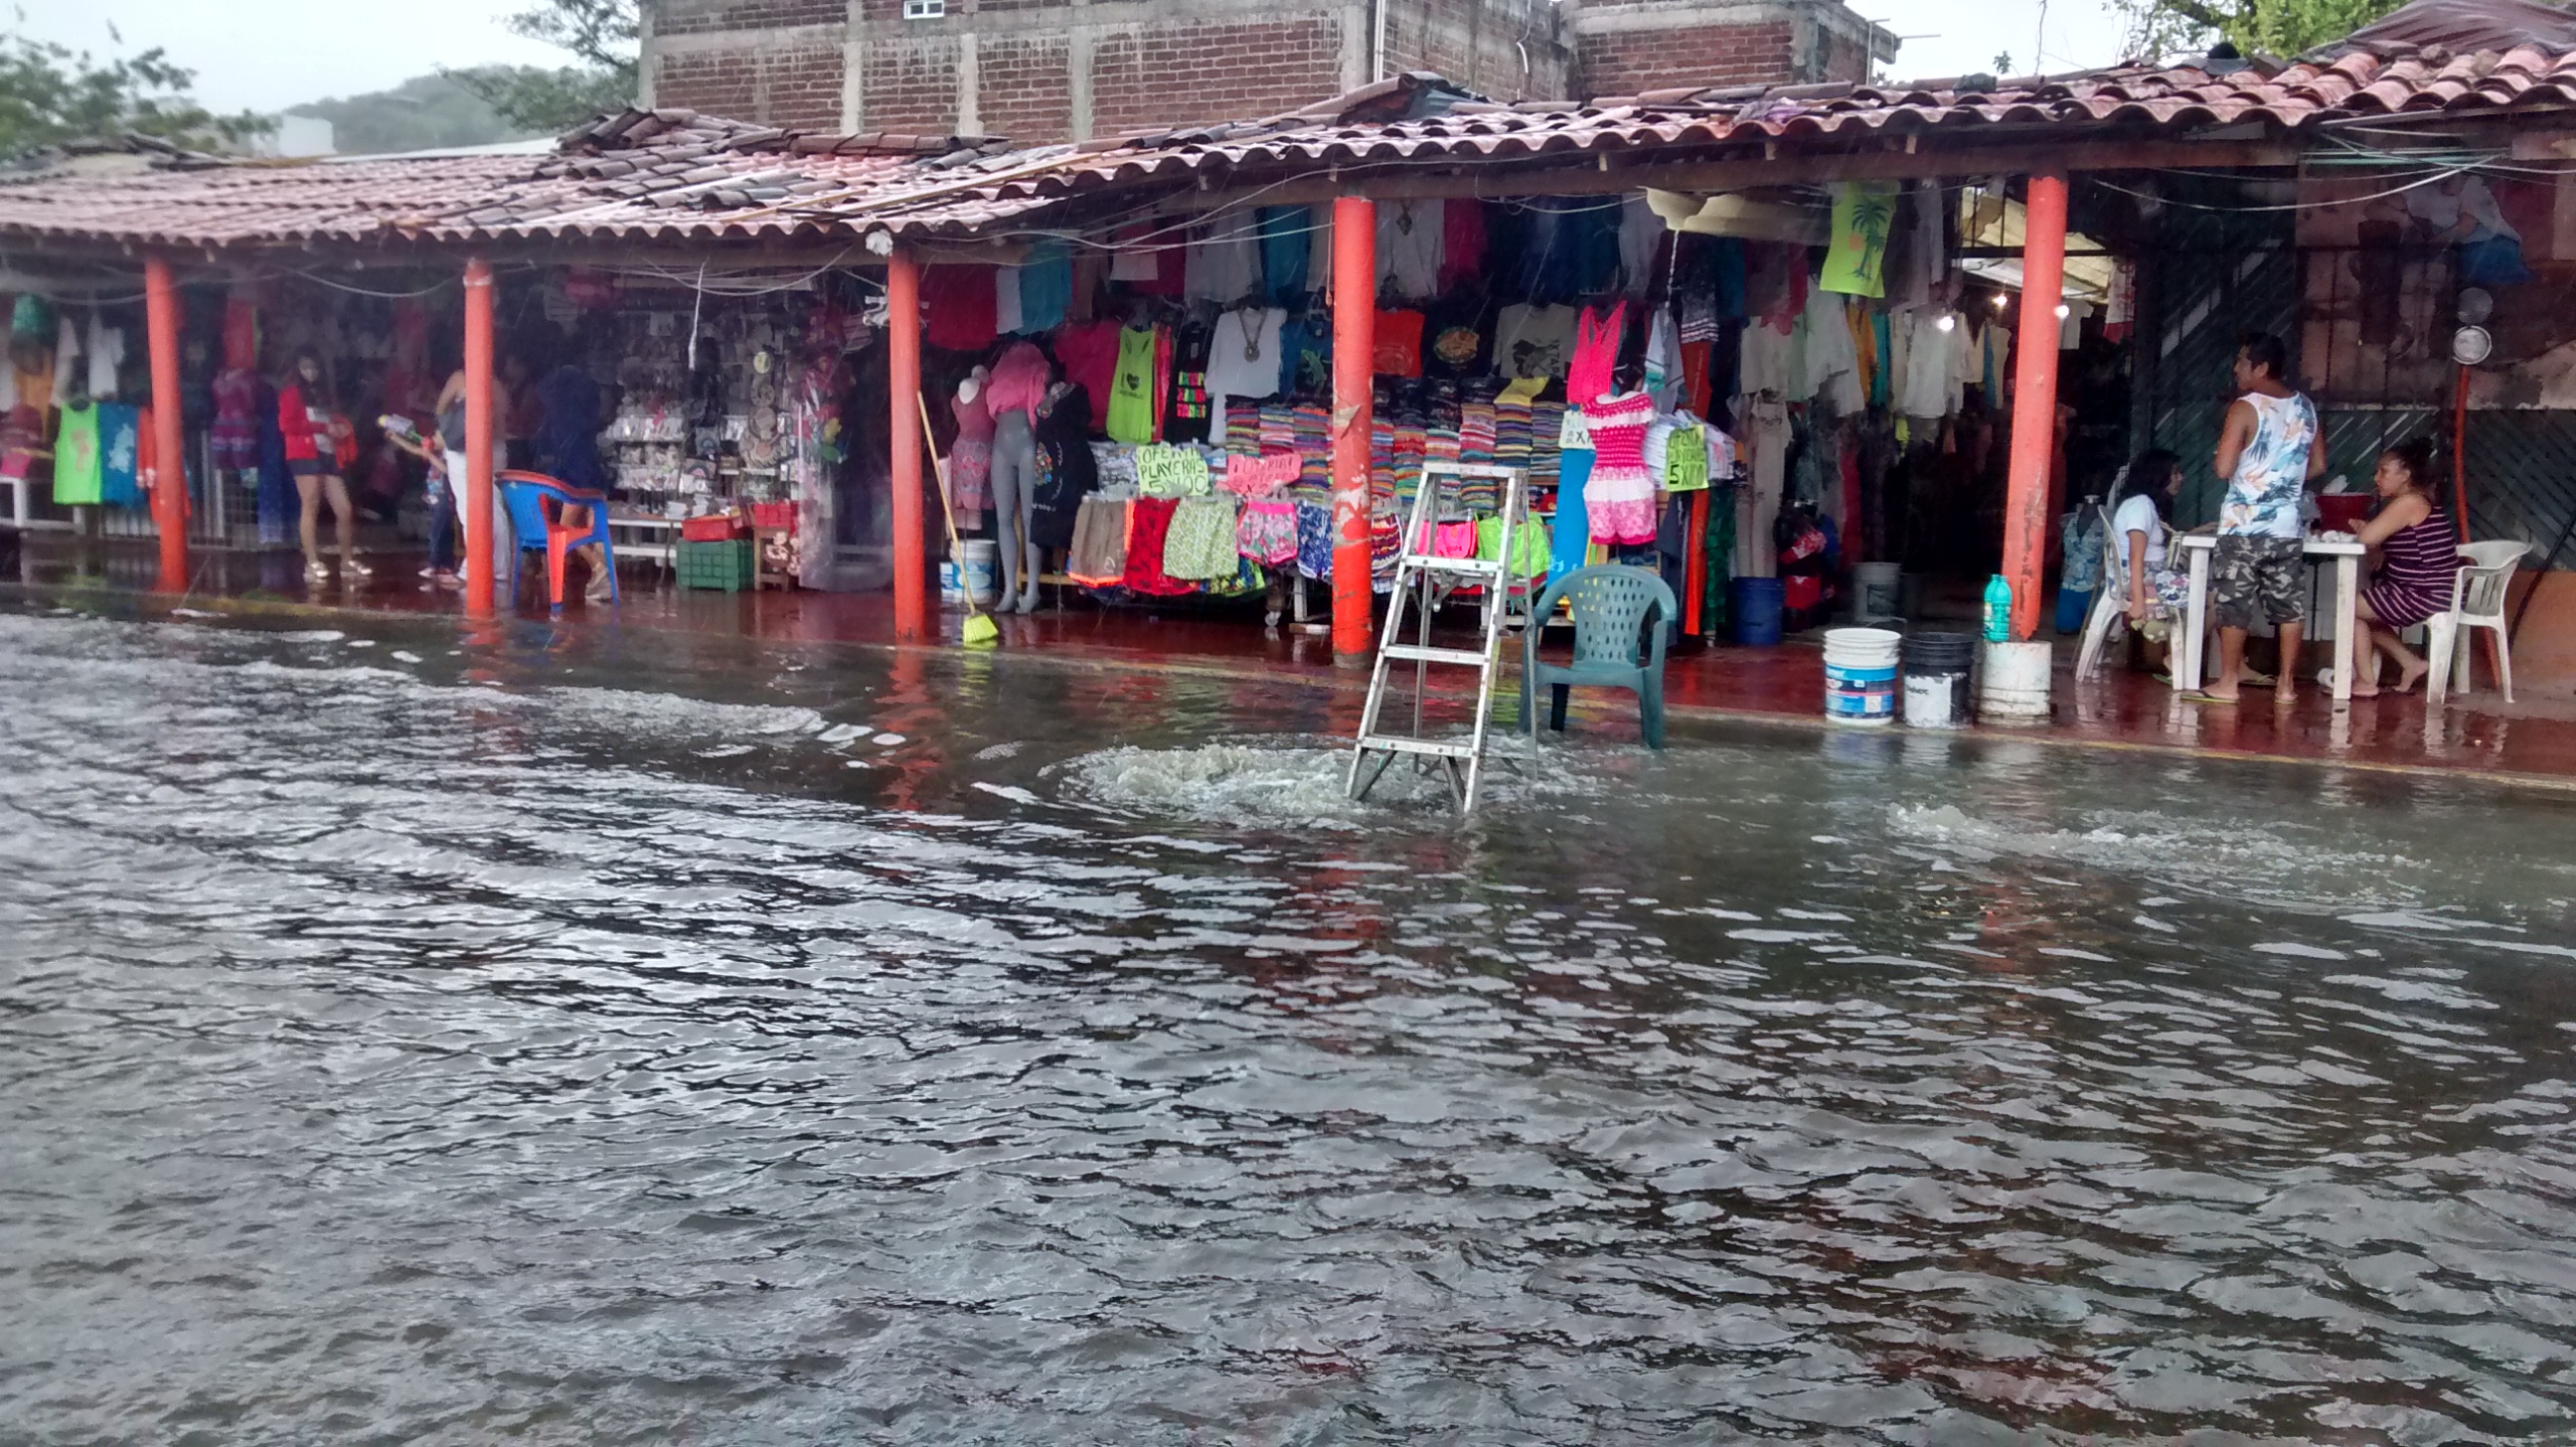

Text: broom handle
xmin=914 ymin=390 xmax=988 ymax=619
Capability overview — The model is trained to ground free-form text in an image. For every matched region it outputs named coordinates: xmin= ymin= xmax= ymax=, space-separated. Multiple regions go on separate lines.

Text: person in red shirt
xmin=278 ymin=350 xmax=365 ymax=584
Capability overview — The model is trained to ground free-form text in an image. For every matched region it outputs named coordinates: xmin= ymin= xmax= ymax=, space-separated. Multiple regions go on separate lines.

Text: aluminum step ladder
xmin=1347 ymin=463 xmax=1531 ymax=812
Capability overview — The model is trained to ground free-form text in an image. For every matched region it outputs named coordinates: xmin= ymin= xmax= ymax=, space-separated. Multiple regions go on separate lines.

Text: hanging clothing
xmin=920 ymin=264 xmax=999 ymax=351
xmin=1619 ymin=194 xmax=1662 ymax=296
xmin=1122 ymin=497 xmax=1196 ymax=595
xmin=1163 ymin=321 xmax=1214 ymax=445
xmin=1206 ymin=305 xmax=1285 ymax=442
xmin=1051 ymin=319 xmax=1122 ymax=431
xmin=95 ymin=402 xmax=143 ymax=508
xmin=1820 ymin=182 xmax=1898 ymax=298
xmin=984 ymin=341 xmax=1052 ymax=420
xmin=1438 ymin=200 xmax=1488 ymax=294
xmin=1105 ymin=326 xmax=1163 ymax=445
xmin=1184 ymin=218 xmax=1263 ymax=305
xmin=1018 ymin=240 xmax=1072 ymax=333
xmin=85 ymin=318 xmax=125 ymax=399
xmin=1258 ymin=206 xmax=1312 ymax=306
xmin=211 ymin=368 xmax=260 ymax=470
xmin=1802 ymin=291 xmax=1864 ymax=414
xmin=1896 ymin=309 xmax=1964 ymax=420
xmin=1644 ymin=309 xmax=1682 ymax=409
xmin=1374 ymin=199 xmax=1444 ymax=301
xmin=1579 ymin=391 xmax=1658 ymax=547
xmin=1163 ymin=493 xmax=1241 ymax=578
xmin=993 ymin=266 xmax=1024 ymax=336
xmin=1738 ymin=319 xmax=1796 ymax=402
xmin=1029 ymin=385 xmax=1098 ymax=552
xmin=1567 ymin=302 xmax=1626 ymax=408
xmin=1371 ymin=309 xmax=1426 ymax=378
xmin=1495 ymin=303 xmax=1576 ymax=380
xmin=53 ymin=400 xmax=102 ymax=505
xmin=1067 ymin=496 xmax=1132 ymax=585
xmin=1737 ymin=396 xmax=1791 ymax=577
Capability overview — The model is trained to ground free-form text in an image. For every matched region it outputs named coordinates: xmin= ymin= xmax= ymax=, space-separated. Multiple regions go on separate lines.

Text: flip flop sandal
xmin=2179 ymin=690 xmax=2239 ymax=706
xmin=2241 ymin=671 xmax=2278 ymax=688
xmin=342 ymin=559 xmax=375 ymax=578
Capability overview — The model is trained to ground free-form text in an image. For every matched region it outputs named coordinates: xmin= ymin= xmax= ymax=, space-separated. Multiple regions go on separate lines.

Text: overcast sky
xmin=15 ymin=0 xmax=2138 ymax=114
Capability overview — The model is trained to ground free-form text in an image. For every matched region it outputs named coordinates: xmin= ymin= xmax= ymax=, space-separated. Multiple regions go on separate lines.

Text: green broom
xmin=917 ymin=391 xmax=1000 ymax=649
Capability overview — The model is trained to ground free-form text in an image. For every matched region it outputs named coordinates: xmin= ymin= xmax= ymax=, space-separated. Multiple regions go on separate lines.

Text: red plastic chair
xmin=497 ymin=469 xmax=618 ymax=608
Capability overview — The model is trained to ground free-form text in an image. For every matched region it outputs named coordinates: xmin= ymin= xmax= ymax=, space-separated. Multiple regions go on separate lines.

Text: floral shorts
xmin=1236 ymin=500 xmax=1299 ymax=565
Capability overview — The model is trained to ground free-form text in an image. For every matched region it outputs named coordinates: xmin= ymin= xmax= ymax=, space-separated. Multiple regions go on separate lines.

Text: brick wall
xmin=655 ymin=0 xmax=840 ymax=36
xmin=978 ymin=33 xmax=1073 ymax=141
xmin=1578 ymin=20 xmax=1795 ymax=96
xmin=862 ymin=34 xmax=965 ymax=132
xmin=1089 ymin=15 xmax=1348 ymax=136
xmin=1380 ymin=0 xmax=1573 ymax=103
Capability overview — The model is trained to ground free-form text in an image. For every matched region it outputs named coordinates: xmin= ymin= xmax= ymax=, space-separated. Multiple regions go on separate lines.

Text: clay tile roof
xmin=0 ymin=104 xmax=1076 ymax=250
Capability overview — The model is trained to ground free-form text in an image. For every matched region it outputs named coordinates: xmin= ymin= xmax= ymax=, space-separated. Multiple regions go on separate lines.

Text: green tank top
xmin=53 ymin=401 xmax=102 ymax=505
xmin=1104 ymin=326 xmax=1159 ymax=445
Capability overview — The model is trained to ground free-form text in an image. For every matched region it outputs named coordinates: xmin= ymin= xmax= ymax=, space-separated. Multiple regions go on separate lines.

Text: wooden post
xmin=1331 ymin=195 xmax=1376 ymax=664
xmin=887 ymin=249 xmax=926 ymax=643
xmin=2002 ymin=171 xmax=2068 ymax=640
xmin=142 ymin=255 xmax=188 ymax=592
xmin=462 ymin=256 xmax=499 ymax=616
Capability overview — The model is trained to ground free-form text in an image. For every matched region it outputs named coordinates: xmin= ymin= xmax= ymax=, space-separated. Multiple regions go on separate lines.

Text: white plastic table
xmin=607 ymin=512 xmax=681 ymax=578
xmin=2174 ymin=532 xmax=2367 ymax=703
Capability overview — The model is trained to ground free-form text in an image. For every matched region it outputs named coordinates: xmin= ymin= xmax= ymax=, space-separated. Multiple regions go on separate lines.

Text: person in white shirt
xmin=2110 ymin=448 xmax=2191 ymax=670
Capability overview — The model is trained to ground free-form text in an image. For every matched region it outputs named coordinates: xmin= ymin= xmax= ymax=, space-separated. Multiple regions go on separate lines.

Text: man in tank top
xmin=2197 ymin=332 xmax=2324 ymax=704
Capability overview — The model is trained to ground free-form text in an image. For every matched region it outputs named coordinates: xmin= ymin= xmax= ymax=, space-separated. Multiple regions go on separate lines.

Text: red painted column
xmin=887 ymin=249 xmax=926 ymax=643
xmin=142 ymin=255 xmax=188 ymax=592
xmin=1330 ymin=195 xmax=1376 ymax=664
xmin=2002 ymin=171 xmax=2068 ymax=641
xmin=462 ymin=255 xmax=498 ymax=617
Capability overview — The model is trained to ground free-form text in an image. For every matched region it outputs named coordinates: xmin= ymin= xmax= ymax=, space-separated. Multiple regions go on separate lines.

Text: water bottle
xmin=1982 ymin=573 xmax=2013 ymax=642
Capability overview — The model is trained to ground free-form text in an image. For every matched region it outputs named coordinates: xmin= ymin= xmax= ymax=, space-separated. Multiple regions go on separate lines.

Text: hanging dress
xmin=948 ymin=389 xmax=995 ymax=518
xmin=1579 ymin=391 xmax=1658 ymax=547
xmin=1566 ymin=300 xmax=1627 ymax=408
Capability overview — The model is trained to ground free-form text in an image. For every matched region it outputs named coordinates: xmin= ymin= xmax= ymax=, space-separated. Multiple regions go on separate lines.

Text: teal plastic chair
xmin=1520 ymin=564 xmax=1677 ymax=748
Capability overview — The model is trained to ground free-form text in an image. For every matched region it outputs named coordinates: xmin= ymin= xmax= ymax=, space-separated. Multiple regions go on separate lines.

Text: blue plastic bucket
xmin=1730 ymin=577 xmax=1785 ymax=646
xmin=1824 ymin=627 xmax=1903 ymax=724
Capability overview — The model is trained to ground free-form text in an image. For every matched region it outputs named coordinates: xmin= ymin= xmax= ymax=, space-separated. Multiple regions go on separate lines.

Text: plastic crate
xmin=677 ymin=538 xmax=755 ymax=591
xmin=681 ymin=513 xmax=744 ymax=543
xmin=747 ymin=500 xmax=797 ymax=533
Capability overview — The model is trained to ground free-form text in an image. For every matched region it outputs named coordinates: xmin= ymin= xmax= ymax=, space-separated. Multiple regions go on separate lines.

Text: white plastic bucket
xmin=943 ymin=540 xmax=999 ymax=603
xmin=1979 ymin=638 xmax=2053 ymax=724
xmin=1823 ymin=626 xmax=1903 ymax=724
xmin=1853 ymin=562 xmax=1903 ymax=624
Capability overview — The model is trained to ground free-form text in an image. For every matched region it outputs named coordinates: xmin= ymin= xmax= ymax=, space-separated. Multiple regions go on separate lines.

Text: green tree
xmin=289 ymin=70 xmax=553 ymax=155
xmin=0 ymin=25 xmax=267 ymax=154
xmin=446 ymin=0 xmax=638 ymax=132
xmin=2114 ymin=0 xmax=2405 ymax=61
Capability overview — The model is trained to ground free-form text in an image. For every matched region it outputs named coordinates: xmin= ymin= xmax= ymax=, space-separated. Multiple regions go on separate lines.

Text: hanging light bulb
xmin=1935 ymin=312 xmax=1956 ymax=333
xmin=2053 ymin=303 xmax=2071 ymax=319
xmin=1992 ymin=293 xmax=2008 ymax=309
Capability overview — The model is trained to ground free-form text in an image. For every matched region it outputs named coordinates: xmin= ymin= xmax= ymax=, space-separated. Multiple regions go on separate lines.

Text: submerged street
xmin=3 ymin=601 xmax=2574 ymax=1442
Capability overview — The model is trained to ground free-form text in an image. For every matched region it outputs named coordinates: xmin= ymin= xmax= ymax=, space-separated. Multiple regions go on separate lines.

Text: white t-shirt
xmin=2112 ymin=493 xmax=2167 ymax=572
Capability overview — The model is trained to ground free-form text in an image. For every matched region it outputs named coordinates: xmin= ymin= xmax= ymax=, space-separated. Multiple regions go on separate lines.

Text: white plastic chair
xmin=2426 ymin=540 xmax=2528 ymax=707
xmin=2077 ymin=503 xmax=2165 ymax=681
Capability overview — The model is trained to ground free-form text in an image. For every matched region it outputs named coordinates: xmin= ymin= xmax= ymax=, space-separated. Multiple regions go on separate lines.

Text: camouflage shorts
xmin=2211 ymin=534 xmax=2306 ymax=630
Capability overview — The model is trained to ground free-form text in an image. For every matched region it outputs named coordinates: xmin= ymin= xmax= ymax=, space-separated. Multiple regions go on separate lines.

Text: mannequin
xmin=948 ymin=365 xmax=994 ymax=530
xmin=982 ymin=340 xmax=1052 ymax=613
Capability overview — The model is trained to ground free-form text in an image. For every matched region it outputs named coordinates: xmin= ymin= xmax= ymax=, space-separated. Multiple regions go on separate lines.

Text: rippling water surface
xmin=5 ymin=600 xmax=2576 ymax=1445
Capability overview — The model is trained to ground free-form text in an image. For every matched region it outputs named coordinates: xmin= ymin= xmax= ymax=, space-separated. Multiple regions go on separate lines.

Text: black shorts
xmin=289 ymin=458 xmax=324 ymax=479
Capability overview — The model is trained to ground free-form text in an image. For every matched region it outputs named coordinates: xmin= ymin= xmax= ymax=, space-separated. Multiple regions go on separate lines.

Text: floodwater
xmin=4 ymin=599 xmax=2576 ymax=1446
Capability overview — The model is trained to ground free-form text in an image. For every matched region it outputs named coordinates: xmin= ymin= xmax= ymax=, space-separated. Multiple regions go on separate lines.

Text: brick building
xmin=640 ymin=0 xmax=1896 ymax=142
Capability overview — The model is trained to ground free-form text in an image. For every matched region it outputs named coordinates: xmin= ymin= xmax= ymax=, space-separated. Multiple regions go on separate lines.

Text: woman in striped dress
xmin=2350 ymin=438 xmax=2456 ymax=697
